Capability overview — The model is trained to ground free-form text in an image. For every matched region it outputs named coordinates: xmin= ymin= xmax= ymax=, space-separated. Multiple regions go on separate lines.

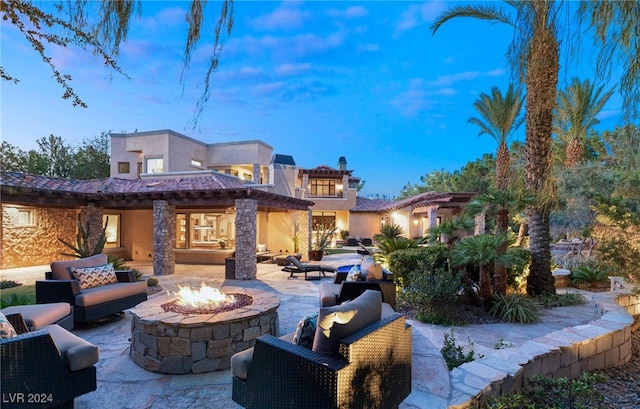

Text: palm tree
xmin=426 ymin=214 xmax=475 ymax=249
xmin=468 ymin=84 xmax=525 ymax=190
xmin=465 ymin=188 xmax=536 ymax=295
xmin=554 ymin=77 xmax=613 ymax=167
xmin=431 ymin=1 xmax=639 ymax=296
xmin=450 ymin=234 xmax=524 ymax=302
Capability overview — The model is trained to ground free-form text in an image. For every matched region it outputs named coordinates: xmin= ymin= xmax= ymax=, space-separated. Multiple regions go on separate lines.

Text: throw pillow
xmin=0 ymin=312 xmax=17 ymax=339
xmin=292 ymin=312 xmax=318 ymax=349
xmin=71 ymin=263 xmax=118 ymax=290
xmin=367 ymin=262 xmax=384 ymax=281
xmin=312 ymin=290 xmax=382 ymax=355
xmin=345 ymin=264 xmax=361 ymax=282
xmin=257 ymin=244 xmax=267 ymax=252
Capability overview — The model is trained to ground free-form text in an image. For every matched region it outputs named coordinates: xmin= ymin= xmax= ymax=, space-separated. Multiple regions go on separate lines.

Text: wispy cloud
xmin=274 ymin=63 xmax=312 ymax=76
xmin=391 ymin=78 xmax=433 ymax=117
xmin=325 ymin=5 xmax=369 ymax=19
xmin=395 ymin=1 xmax=447 ymax=35
xmin=249 ymin=6 xmax=309 ymax=31
xmin=428 ymin=71 xmax=481 ymax=87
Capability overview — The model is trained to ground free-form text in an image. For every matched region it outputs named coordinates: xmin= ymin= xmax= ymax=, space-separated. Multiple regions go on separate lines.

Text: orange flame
xmin=173 ymin=282 xmax=235 ymax=307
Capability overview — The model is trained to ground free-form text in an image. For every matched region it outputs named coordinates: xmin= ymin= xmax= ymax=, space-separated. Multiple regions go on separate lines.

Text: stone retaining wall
xmin=448 ymin=290 xmax=640 ymax=408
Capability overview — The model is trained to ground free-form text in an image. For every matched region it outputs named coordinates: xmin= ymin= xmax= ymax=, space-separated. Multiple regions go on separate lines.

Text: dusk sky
xmin=1 ymin=1 xmax=624 ymax=197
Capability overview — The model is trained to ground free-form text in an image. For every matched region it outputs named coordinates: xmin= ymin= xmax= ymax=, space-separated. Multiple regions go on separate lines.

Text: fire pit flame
xmin=174 ymin=282 xmax=235 ymax=308
xmin=161 ymin=282 xmax=254 ymax=315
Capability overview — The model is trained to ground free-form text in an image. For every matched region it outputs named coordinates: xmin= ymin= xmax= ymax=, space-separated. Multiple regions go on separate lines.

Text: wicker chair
xmin=232 ymin=313 xmax=412 ymax=409
xmin=320 ymin=269 xmax=397 ymax=310
xmin=1 ymin=313 xmax=98 ymax=409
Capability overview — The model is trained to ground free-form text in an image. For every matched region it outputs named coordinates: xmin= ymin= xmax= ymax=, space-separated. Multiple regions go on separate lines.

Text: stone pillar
xmin=80 ymin=203 xmax=104 ymax=252
xmin=474 ymin=212 xmax=486 ymax=235
xmin=235 ymin=198 xmax=257 ymax=280
xmin=297 ymin=210 xmax=310 ymax=258
xmin=427 ymin=206 xmax=439 ymax=243
xmin=302 ymin=173 xmax=309 ymax=198
xmin=253 ymin=163 xmax=261 ymax=184
xmin=153 ymin=200 xmax=175 ymax=275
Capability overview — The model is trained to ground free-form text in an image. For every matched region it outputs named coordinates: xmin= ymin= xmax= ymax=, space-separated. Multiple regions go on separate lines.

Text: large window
xmin=146 ymin=157 xmax=164 ymax=173
xmin=310 ymin=179 xmax=336 ymax=197
xmin=176 ymin=212 xmax=235 ymax=250
xmin=103 ymin=214 xmax=120 ymax=248
xmin=6 ymin=207 xmax=35 ymax=227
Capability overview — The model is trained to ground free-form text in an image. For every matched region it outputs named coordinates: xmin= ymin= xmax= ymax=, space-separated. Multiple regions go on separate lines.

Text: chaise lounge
xmin=231 ymin=290 xmax=412 ymax=409
xmin=281 ymin=255 xmax=337 ymax=280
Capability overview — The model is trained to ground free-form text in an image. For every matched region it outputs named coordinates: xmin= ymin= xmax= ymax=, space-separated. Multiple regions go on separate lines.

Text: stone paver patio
xmin=1 ymin=252 xmax=635 ymax=409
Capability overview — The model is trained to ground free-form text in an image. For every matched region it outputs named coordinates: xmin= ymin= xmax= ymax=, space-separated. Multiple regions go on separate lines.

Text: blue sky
xmin=0 ymin=1 xmax=624 ymax=197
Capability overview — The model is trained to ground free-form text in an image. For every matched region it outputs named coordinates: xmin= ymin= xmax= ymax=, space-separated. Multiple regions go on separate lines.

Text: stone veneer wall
xmin=1 ymin=206 xmax=77 ymax=268
xmin=153 ymin=200 xmax=176 ymax=275
xmin=448 ymin=291 xmax=640 ymax=408
xmin=235 ymin=198 xmax=257 ymax=279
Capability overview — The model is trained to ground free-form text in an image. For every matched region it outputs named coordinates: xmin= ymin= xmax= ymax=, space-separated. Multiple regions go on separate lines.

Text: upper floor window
xmin=118 ymin=162 xmax=130 ymax=173
xmin=146 ymin=157 xmax=163 ymax=173
xmin=310 ymin=179 xmax=336 ymax=197
xmin=191 ymin=159 xmax=203 ymax=168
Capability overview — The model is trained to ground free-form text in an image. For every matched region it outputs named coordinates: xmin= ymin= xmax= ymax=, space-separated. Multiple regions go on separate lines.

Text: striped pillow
xmin=292 ymin=312 xmax=318 ymax=349
xmin=71 ymin=263 xmax=118 ymax=290
xmin=0 ymin=312 xmax=17 ymax=339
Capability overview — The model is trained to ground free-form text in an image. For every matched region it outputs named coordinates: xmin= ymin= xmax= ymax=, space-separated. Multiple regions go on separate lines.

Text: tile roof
xmin=0 ymin=171 xmax=248 ymax=194
xmin=351 ymin=191 xmax=477 ymax=213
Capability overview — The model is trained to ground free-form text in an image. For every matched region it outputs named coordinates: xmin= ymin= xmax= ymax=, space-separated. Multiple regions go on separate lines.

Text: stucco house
xmin=1 ymin=130 xmax=477 ymax=274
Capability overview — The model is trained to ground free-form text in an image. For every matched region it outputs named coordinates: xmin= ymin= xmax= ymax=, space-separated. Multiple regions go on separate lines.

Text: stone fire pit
xmin=130 ymin=286 xmax=279 ymax=374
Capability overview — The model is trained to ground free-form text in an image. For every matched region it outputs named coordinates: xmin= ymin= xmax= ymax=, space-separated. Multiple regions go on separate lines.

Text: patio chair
xmin=281 ymin=255 xmax=337 ymax=280
xmin=1 ymin=312 xmax=99 ymax=409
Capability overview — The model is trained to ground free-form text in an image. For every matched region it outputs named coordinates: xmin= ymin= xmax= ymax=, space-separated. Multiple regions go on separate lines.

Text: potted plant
xmin=310 ymin=223 xmax=338 ymax=261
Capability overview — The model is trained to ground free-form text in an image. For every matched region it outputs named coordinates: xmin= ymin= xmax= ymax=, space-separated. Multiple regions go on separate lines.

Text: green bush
xmin=506 ymin=247 xmax=531 ymax=291
xmin=537 ymin=292 xmax=587 ymax=308
xmin=489 ymin=294 xmax=540 ymax=323
xmin=441 ymin=330 xmax=483 ymax=370
xmin=1 ymin=293 xmax=34 ymax=308
xmin=0 ymin=280 xmax=22 ymax=290
xmin=147 ymin=276 xmax=159 ymax=286
xmin=388 ymin=245 xmax=449 ymax=289
xmin=571 ymin=260 xmax=609 ymax=287
xmin=476 ymin=373 xmax=606 ymax=409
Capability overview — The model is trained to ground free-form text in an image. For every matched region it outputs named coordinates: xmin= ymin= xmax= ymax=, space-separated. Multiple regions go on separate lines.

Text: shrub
xmin=571 ymin=260 xmax=609 ymax=288
xmin=388 ymin=245 xmax=449 ymax=289
xmin=374 ymin=237 xmax=418 ymax=267
xmin=537 ymin=292 xmax=587 ymax=308
xmin=489 ymin=294 xmax=540 ymax=323
xmin=506 ymin=247 xmax=530 ymax=292
xmin=0 ymin=280 xmax=22 ymax=290
xmin=441 ymin=330 xmax=483 ymax=370
xmin=1 ymin=293 xmax=34 ymax=308
xmin=373 ymin=223 xmax=404 ymax=241
xmin=147 ymin=276 xmax=159 ymax=286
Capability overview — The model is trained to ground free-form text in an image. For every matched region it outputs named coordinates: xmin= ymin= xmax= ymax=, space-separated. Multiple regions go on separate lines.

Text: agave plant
xmin=58 ymin=218 xmax=108 ymax=258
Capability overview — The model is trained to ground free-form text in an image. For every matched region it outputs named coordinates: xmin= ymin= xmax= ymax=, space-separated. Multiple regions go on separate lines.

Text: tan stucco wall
xmin=349 ymin=213 xmax=381 ymax=239
xmin=207 ymin=141 xmax=273 ymax=167
xmin=1 ymin=206 xmax=78 ymax=268
xmin=121 ymin=209 xmax=154 ymax=261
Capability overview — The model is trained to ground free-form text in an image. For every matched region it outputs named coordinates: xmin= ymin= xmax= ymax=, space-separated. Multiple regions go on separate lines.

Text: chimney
xmin=337 ymin=156 xmax=347 ymax=170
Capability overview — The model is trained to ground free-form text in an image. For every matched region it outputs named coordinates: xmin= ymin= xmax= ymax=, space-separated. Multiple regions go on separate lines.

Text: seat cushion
xmin=318 ymin=282 xmax=340 ymax=307
xmin=231 ymin=332 xmax=295 ymax=380
xmin=50 ymin=254 xmax=108 ymax=280
xmin=2 ymin=303 xmax=71 ymax=330
xmin=312 ymin=290 xmax=382 ymax=355
xmin=42 ymin=324 xmax=99 ymax=371
xmin=74 ymin=281 xmax=147 ymax=307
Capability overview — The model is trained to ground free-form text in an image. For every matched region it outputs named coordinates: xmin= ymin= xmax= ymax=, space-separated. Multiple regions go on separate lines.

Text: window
xmin=146 ymin=157 xmax=164 ymax=173
xmin=103 ymin=214 xmax=120 ymax=248
xmin=137 ymin=162 xmax=143 ymax=177
xmin=118 ymin=162 xmax=130 ymax=173
xmin=191 ymin=159 xmax=203 ymax=168
xmin=310 ymin=179 xmax=336 ymax=196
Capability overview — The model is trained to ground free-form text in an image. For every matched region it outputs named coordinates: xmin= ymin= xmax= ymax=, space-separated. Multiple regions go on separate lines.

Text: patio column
xmin=235 ymin=198 xmax=257 ymax=280
xmin=304 ymin=209 xmax=312 ymax=261
xmin=252 ymin=163 xmax=261 ymax=184
xmin=80 ymin=203 xmax=104 ymax=252
xmin=153 ymin=200 xmax=175 ymax=275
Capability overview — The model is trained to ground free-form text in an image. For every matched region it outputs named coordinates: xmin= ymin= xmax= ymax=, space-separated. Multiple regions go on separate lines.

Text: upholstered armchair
xmin=1 ymin=312 xmax=98 ymax=409
xmin=232 ymin=290 xmax=412 ymax=409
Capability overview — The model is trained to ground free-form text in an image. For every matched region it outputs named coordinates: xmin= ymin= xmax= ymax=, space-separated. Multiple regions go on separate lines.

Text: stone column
xmin=304 ymin=209 xmax=312 ymax=261
xmin=302 ymin=173 xmax=309 ymax=198
xmin=80 ymin=203 xmax=104 ymax=252
xmin=153 ymin=200 xmax=175 ymax=275
xmin=296 ymin=210 xmax=310 ymax=258
xmin=252 ymin=163 xmax=261 ymax=184
xmin=235 ymin=198 xmax=257 ymax=280
xmin=474 ymin=212 xmax=486 ymax=235
xmin=427 ymin=206 xmax=439 ymax=243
